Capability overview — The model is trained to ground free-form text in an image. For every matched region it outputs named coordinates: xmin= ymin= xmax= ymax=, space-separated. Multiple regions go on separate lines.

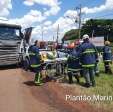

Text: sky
xmin=0 ymin=0 xmax=113 ymax=41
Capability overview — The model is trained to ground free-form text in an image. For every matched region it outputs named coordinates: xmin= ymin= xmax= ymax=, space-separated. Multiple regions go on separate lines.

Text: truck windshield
xmin=0 ymin=27 xmax=21 ymax=40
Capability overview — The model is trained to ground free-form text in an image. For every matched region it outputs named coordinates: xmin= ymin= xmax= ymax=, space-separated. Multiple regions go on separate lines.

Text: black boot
xmin=74 ymin=75 xmax=80 ymax=83
xmin=83 ymin=83 xmax=90 ymax=88
xmin=92 ymin=81 xmax=96 ymax=87
xmin=68 ymin=72 xmax=73 ymax=84
xmin=105 ymin=68 xmax=108 ymax=73
xmin=108 ymin=68 xmax=112 ymax=74
xmin=105 ymin=68 xmax=112 ymax=74
xmin=95 ymin=72 xmax=100 ymax=77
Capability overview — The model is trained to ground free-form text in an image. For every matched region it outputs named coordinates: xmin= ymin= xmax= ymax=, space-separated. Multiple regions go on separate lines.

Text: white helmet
xmin=83 ymin=34 xmax=89 ymax=40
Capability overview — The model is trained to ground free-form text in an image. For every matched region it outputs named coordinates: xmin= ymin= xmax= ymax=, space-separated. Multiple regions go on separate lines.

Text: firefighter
xmin=103 ymin=41 xmax=112 ymax=74
xmin=78 ymin=34 xmax=98 ymax=87
xmin=28 ymin=40 xmax=43 ymax=86
xmin=67 ymin=46 xmax=81 ymax=84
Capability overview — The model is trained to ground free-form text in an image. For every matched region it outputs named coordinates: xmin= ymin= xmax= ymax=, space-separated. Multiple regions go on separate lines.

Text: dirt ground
xmin=0 ymin=67 xmax=106 ymax=112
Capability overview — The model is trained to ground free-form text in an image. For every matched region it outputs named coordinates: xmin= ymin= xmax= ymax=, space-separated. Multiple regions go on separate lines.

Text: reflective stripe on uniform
xmin=29 ymin=52 xmax=36 ymax=55
xmin=31 ymin=64 xmax=41 ymax=68
xmin=73 ymin=57 xmax=79 ymax=60
xmin=37 ymin=73 xmax=41 ymax=83
xmin=69 ymin=57 xmax=79 ymax=60
xmin=68 ymin=68 xmax=81 ymax=72
xmin=104 ymin=60 xmax=112 ymax=62
xmin=82 ymin=64 xmax=95 ymax=67
xmin=82 ymin=49 xmax=95 ymax=54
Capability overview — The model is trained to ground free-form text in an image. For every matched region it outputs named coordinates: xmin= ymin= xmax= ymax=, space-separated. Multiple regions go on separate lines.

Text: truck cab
xmin=0 ymin=23 xmax=32 ymax=66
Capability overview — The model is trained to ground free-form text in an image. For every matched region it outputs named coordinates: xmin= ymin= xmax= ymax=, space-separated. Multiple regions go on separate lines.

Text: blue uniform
xmin=67 ymin=47 xmax=80 ymax=84
xmin=28 ymin=45 xmax=41 ymax=72
xmin=28 ymin=45 xmax=43 ymax=85
xmin=78 ymin=40 xmax=98 ymax=87
xmin=67 ymin=47 xmax=81 ymax=72
xmin=103 ymin=45 xmax=112 ymax=73
xmin=78 ymin=41 xmax=97 ymax=67
xmin=103 ymin=45 xmax=112 ymax=62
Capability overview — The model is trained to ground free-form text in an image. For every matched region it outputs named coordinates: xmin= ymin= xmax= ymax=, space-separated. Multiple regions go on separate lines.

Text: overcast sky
xmin=0 ymin=0 xmax=113 ymax=41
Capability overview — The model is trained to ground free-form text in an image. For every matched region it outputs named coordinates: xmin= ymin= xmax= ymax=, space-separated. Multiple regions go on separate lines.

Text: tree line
xmin=63 ymin=19 xmax=113 ymax=42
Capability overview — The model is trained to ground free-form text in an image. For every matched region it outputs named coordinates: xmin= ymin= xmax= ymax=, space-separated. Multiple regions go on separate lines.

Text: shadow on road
xmin=23 ymin=81 xmax=36 ymax=86
xmin=0 ymin=64 xmax=20 ymax=70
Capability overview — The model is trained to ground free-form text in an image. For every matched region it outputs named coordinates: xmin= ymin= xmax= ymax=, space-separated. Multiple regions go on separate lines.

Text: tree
xmin=62 ymin=29 xmax=79 ymax=41
xmin=62 ymin=19 xmax=113 ymax=42
xmin=81 ymin=19 xmax=113 ymax=42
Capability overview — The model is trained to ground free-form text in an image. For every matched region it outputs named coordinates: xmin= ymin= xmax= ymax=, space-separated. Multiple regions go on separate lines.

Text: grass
xmin=76 ymin=62 xmax=113 ymax=111
xmin=47 ymin=61 xmax=113 ymax=111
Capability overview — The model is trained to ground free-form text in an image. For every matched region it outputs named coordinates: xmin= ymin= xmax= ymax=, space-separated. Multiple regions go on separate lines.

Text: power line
xmin=41 ymin=26 xmax=44 ymax=41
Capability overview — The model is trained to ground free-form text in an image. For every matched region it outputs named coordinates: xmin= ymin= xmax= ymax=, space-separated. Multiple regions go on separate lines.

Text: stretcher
xmin=43 ymin=57 xmax=67 ymax=80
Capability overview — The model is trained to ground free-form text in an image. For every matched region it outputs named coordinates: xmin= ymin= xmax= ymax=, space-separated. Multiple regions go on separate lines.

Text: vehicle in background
xmin=62 ymin=39 xmax=79 ymax=49
xmin=0 ymin=23 xmax=32 ymax=66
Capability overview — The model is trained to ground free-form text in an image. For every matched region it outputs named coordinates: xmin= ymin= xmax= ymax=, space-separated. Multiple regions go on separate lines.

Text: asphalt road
xmin=0 ymin=67 xmax=99 ymax=112
xmin=0 ymin=68 xmax=61 ymax=112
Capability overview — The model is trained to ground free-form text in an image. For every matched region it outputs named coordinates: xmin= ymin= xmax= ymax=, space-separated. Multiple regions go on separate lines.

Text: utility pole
xmin=65 ymin=5 xmax=82 ymax=39
xmin=56 ymin=24 xmax=59 ymax=44
xmin=41 ymin=26 xmax=43 ymax=41
xmin=107 ymin=27 xmax=110 ymax=41
xmin=91 ymin=30 xmax=95 ymax=38
xmin=53 ymin=35 xmax=55 ymax=42
xmin=76 ymin=4 xmax=82 ymax=39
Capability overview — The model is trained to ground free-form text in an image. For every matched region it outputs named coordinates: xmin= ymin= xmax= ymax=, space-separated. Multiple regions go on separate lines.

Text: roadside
xmin=0 ymin=67 xmax=111 ymax=112
xmin=22 ymin=69 xmax=105 ymax=112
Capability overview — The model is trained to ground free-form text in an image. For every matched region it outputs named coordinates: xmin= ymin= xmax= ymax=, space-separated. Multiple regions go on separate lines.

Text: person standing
xmin=78 ymin=34 xmax=98 ymax=87
xmin=28 ymin=40 xmax=43 ymax=86
xmin=67 ymin=46 xmax=81 ymax=84
xmin=103 ymin=41 xmax=112 ymax=74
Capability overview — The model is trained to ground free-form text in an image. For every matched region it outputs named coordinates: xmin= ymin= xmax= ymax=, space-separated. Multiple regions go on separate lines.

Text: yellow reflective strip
xmin=68 ymin=68 xmax=81 ymax=71
xmin=104 ymin=60 xmax=112 ymax=62
xmin=73 ymin=58 xmax=79 ymax=60
xmin=83 ymin=51 xmax=95 ymax=54
xmin=69 ymin=57 xmax=79 ymax=60
xmin=31 ymin=64 xmax=40 ymax=68
xmin=82 ymin=64 xmax=95 ymax=67
xmin=29 ymin=53 xmax=35 ymax=55
xmin=37 ymin=73 xmax=41 ymax=83
xmin=83 ymin=49 xmax=95 ymax=54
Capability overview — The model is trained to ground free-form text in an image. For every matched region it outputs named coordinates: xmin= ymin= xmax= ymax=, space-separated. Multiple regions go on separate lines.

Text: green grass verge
xmin=77 ymin=62 xmax=113 ymax=111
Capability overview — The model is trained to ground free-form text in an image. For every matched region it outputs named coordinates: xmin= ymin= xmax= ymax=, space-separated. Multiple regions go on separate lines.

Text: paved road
xmin=0 ymin=68 xmax=98 ymax=112
xmin=0 ymin=68 xmax=62 ymax=112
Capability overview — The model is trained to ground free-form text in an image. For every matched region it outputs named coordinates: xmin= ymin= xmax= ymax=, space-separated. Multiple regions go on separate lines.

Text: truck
xmin=0 ymin=23 xmax=32 ymax=66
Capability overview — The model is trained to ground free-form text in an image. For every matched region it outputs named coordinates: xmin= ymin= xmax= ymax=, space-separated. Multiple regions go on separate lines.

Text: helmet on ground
xmin=83 ymin=34 xmax=89 ymax=40
xmin=105 ymin=41 xmax=110 ymax=45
